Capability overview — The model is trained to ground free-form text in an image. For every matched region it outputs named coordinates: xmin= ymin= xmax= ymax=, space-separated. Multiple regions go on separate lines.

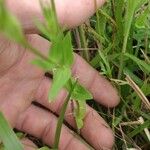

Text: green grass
xmin=77 ymin=0 xmax=150 ymax=149
xmin=0 ymin=0 xmax=150 ymax=149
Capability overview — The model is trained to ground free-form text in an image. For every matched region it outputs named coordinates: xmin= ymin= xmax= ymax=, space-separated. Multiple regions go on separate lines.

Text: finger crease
xmin=41 ymin=117 xmax=54 ymax=141
xmin=62 ymin=135 xmax=75 ymax=150
xmin=20 ymin=113 xmax=30 ymax=131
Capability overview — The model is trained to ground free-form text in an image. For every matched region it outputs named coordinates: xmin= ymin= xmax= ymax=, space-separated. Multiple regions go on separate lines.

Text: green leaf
xmin=40 ymin=0 xmax=60 ymax=40
xmin=74 ymin=101 xmax=86 ymax=129
xmin=40 ymin=1 xmax=73 ymax=68
xmin=0 ymin=1 xmax=25 ymax=44
xmin=49 ymin=67 xmax=71 ymax=101
xmin=62 ymin=32 xmax=74 ymax=66
xmin=122 ymin=0 xmax=143 ymax=50
xmin=135 ymin=7 xmax=149 ymax=29
xmin=15 ymin=132 xmax=25 ymax=139
xmin=113 ymin=115 xmax=123 ymax=127
xmin=49 ymin=32 xmax=73 ymax=67
xmin=35 ymin=21 xmax=51 ymax=41
xmin=0 ymin=112 xmax=23 ymax=150
xmin=49 ymin=34 xmax=64 ymax=64
xmin=65 ymin=79 xmax=93 ymax=101
xmin=40 ymin=1 xmax=73 ymax=67
xmin=98 ymin=50 xmax=112 ymax=77
xmin=38 ymin=147 xmax=51 ymax=150
xmin=123 ymin=0 xmax=141 ymax=49
xmin=125 ymin=0 xmax=142 ymax=32
xmin=125 ymin=53 xmax=150 ymax=73
xmin=135 ymin=0 xmax=149 ymax=11
xmin=128 ymin=120 xmax=150 ymax=138
xmin=123 ymin=67 xmax=143 ymax=86
xmin=71 ymin=83 xmax=92 ymax=101
xmin=32 ymin=59 xmax=56 ymax=71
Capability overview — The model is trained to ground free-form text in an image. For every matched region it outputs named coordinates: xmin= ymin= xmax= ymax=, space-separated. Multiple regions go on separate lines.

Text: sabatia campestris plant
xmin=0 ymin=0 xmax=93 ymax=149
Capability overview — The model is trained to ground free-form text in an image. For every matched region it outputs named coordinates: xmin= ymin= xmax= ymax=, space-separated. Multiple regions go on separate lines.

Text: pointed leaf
xmin=125 ymin=53 xmax=150 ymax=73
xmin=72 ymin=84 xmax=93 ymax=101
xmin=35 ymin=21 xmax=51 ymax=41
xmin=62 ymin=32 xmax=74 ymax=66
xmin=49 ymin=34 xmax=64 ymax=64
xmin=0 ymin=112 xmax=23 ymax=150
xmin=49 ymin=32 xmax=73 ymax=67
xmin=65 ymin=79 xmax=93 ymax=101
xmin=125 ymin=0 xmax=141 ymax=33
xmin=74 ymin=101 xmax=86 ymax=129
xmin=135 ymin=7 xmax=149 ymax=29
xmin=40 ymin=1 xmax=60 ymax=39
xmin=0 ymin=1 xmax=25 ymax=44
xmin=32 ymin=59 xmax=55 ymax=71
xmin=49 ymin=67 xmax=71 ymax=101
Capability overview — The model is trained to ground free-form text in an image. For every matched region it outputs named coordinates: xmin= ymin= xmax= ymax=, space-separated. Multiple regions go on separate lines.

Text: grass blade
xmin=125 ymin=75 xmax=150 ymax=111
xmin=0 ymin=112 xmax=23 ymax=150
xmin=118 ymin=0 xmax=143 ymax=78
xmin=125 ymin=53 xmax=150 ymax=73
xmin=0 ymin=0 xmax=25 ymax=44
xmin=53 ymin=80 xmax=77 ymax=149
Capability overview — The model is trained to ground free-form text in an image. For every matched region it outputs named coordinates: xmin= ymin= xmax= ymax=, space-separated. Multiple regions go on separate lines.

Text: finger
xmin=6 ymin=0 xmax=105 ymax=33
xmin=21 ymin=138 xmax=37 ymax=150
xmin=35 ymin=78 xmax=114 ymax=149
xmin=36 ymin=55 xmax=119 ymax=108
xmin=16 ymin=105 xmax=94 ymax=150
xmin=72 ymin=54 xmax=119 ymax=107
xmin=24 ymin=34 xmax=119 ymax=106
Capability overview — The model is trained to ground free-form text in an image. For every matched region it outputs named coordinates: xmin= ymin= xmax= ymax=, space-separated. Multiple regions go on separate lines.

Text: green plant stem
xmin=117 ymin=35 xmax=128 ymax=79
xmin=118 ymin=0 xmax=139 ymax=79
xmin=79 ymin=25 xmax=89 ymax=61
xmin=118 ymin=25 xmax=131 ymax=79
xmin=53 ymin=81 xmax=77 ymax=149
xmin=25 ymin=42 xmax=60 ymax=68
xmin=26 ymin=44 xmax=49 ymax=61
xmin=88 ymin=26 xmax=105 ymax=42
xmin=99 ymin=9 xmax=117 ymax=28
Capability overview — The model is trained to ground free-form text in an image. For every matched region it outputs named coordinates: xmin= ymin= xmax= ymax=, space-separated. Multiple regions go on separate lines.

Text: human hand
xmin=0 ymin=0 xmax=119 ymax=149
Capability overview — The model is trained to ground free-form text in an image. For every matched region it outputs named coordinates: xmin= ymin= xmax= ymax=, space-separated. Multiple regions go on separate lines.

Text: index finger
xmin=6 ymin=0 xmax=105 ymax=33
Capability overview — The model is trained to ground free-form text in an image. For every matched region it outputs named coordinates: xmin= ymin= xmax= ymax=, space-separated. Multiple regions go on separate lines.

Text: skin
xmin=0 ymin=0 xmax=120 ymax=150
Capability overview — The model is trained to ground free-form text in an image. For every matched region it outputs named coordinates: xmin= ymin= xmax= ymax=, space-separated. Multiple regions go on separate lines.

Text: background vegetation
xmin=79 ymin=0 xmax=150 ymax=149
xmin=0 ymin=0 xmax=150 ymax=150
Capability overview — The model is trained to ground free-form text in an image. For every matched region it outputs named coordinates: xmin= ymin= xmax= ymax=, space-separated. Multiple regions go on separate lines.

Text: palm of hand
xmin=0 ymin=35 xmax=46 ymax=126
xmin=0 ymin=0 xmax=119 ymax=149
